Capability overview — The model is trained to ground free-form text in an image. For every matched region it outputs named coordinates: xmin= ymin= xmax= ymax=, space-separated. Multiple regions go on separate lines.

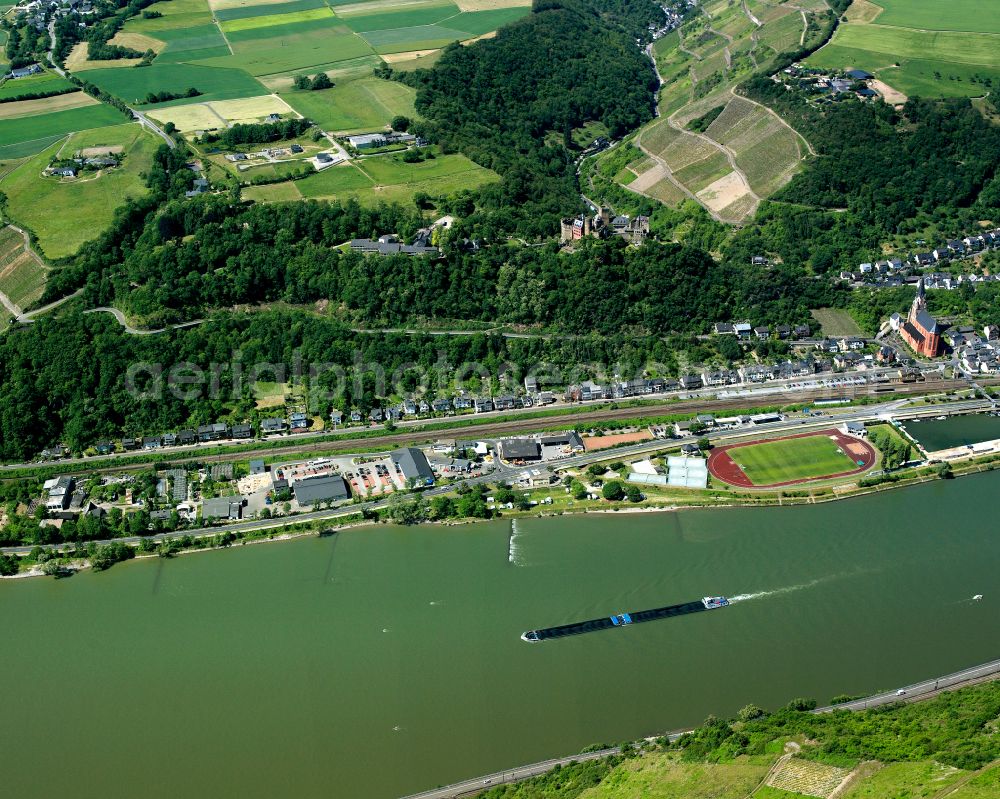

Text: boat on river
xmin=521 ymin=596 xmax=729 ymax=642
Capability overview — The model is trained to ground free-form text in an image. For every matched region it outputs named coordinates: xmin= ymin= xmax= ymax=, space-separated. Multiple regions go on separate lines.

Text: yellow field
xmin=455 ymin=0 xmax=530 ymax=9
xmin=65 ymin=42 xmax=145 ymax=71
xmin=147 ymin=94 xmax=299 ymax=131
xmin=334 ymin=0 xmax=453 ymax=16
xmin=0 ymin=92 xmax=99 ymax=121
xmin=109 ymin=31 xmax=165 ymax=52
xmin=379 ymin=48 xmax=440 ymax=63
xmin=220 ymin=6 xmax=333 ymax=32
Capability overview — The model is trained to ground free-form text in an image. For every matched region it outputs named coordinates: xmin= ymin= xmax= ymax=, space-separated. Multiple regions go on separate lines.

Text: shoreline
xmin=4 ymin=448 xmax=998 ymax=581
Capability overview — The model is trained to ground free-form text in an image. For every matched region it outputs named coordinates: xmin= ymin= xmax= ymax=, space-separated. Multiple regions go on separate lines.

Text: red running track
xmin=706 ymin=428 xmax=877 ymax=489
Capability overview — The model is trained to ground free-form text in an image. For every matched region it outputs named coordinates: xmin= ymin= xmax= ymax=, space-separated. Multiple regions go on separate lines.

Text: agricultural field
xmin=282 ymin=75 xmax=417 ymax=132
xmin=0 ymin=123 xmax=159 ymax=259
xmin=0 ymin=226 xmax=48 ymax=312
xmin=77 ymin=63 xmax=267 ymax=106
xmin=0 ymin=71 xmax=76 ymax=101
xmin=0 ymin=100 xmax=127 ymax=159
xmin=146 ymin=94 xmax=298 ymax=131
xmin=602 ymin=0 xmax=811 ymax=221
xmin=807 ymin=0 xmax=1000 ymax=98
xmin=246 ymin=149 xmax=497 ymax=206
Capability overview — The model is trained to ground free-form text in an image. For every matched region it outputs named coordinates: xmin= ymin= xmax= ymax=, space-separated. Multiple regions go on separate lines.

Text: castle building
xmin=900 ymin=278 xmax=941 ymax=358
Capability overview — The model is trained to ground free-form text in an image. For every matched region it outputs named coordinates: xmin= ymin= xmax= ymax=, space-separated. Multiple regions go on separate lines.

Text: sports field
xmin=707 ymin=429 xmax=877 ymax=488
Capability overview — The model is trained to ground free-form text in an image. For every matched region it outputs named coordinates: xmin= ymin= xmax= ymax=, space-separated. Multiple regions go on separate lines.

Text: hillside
xmin=482 ymin=679 xmax=1000 ymax=799
xmin=585 ymin=0 xmax=834 ymax=223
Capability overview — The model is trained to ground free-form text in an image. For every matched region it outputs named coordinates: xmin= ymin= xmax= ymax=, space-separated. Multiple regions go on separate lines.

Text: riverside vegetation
xmin=480 ymin=680 xmax=1000 ymax=798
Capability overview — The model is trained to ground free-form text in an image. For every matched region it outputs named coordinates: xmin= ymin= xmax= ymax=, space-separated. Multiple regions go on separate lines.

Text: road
xmin=3 ymin=374 xmax=971 ymax=477
xmin=84 ymin=307 xmax=204 ymax=335
xmin=399 ymin=657 xmax=1000 ymax=799
xmin=5 ymin=393 xmax=992 ymax=556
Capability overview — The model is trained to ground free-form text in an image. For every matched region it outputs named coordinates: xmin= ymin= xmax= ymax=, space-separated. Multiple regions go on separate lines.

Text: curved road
xmin=84 ymin=307 xmax=204 ymax=335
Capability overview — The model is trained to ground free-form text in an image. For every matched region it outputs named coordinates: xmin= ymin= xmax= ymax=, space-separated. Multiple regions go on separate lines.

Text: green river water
xmin=902 ymin=413 xmax=1000 ymax=451
xmin=2 ymin=472 xmax=999 ymax=798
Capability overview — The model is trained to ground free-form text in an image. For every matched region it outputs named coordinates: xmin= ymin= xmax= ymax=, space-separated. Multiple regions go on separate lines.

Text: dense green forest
xmin=735 ymin=84 xmax=1000 ymax=273
xmin=0 ymin=302 xmax=823 ymax=460
xmin=396 ymin=0 xmax=660 ymax=237
xmin=45 ymin=192 xmax=837 ymax=330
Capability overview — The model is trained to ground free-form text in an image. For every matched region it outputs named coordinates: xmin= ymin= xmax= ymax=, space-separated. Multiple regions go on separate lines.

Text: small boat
xmin=702 ymin=596 xmax=729 ymax=609
xmin=973 ymin=594 xmax=983 ymax=601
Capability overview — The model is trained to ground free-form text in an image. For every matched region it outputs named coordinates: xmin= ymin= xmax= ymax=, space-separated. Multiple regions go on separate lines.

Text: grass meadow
xmin=0 ymin=124 xmax=158 ymax=259
xmin=283 ymin=76 xmax=417 ymax=131
xmin=0 ymin=103 xmax=126 ymax=152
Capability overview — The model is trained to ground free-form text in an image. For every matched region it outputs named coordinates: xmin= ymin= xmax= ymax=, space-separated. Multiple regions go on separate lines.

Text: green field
xmin=873 ymin=0 xmax=1000 ymax=35
xmin=362 ymin=25 xmax=470 ymax=50
xmin=221 ymin=6 xmax=335 ymax=33
xmin=807 ymin=8 xmax=1000 ymax=98
xmin=195 ymin=29 xmax=375 ymax=75
xmin=214 ymin=0 xmax=327 ymax=22
xmin=0 ymin=73 xmax=76 ymax=101
xmin=577 ymin=752 xmax=771 ymax=799
xmin=811 ymin=307 xmax=863 ymax=336
xmin=153 ymin=23 xmax=228 ymax=55
xmin=250 ymin=150 xmax=497 ymax=206
xmin=726 ymin=433 xmax=863 ymax=486
xmin=78 ymin=63 xmax=266 ymax=104
xmin=0 ymin=104 xmax=127 ymax=150
xmin=124 ymin=0 xmax=213 ymax=32
xmin=282 ymin=76 xmax=416 ymax=131
xmin=0 ymin=124 xmax=158 ymax=259
xmin=340 ymin=2 xmax=460 ymax=32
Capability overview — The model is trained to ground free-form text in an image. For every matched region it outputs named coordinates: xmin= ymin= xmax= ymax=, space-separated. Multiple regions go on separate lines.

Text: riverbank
xmin=7 ymin=442 xmax=1000 ymax=579
xmin=3 ymin=478 xmax=998 ymax=797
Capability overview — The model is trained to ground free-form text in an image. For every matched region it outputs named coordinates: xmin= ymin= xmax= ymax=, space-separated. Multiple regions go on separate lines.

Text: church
xmin=900 ymin=278 xmax=941 ymax=358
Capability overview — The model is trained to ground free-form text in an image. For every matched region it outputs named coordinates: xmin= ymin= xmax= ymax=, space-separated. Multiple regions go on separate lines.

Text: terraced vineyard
xmin=0 ymin=226 xmax=48 ymax=314
xmin=598 ymin=0 xmax=815 ymax=222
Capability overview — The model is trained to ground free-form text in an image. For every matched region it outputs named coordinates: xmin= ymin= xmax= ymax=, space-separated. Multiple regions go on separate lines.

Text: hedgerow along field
xmin=0 ymin=72 xmax=76 ymax=101
xmin=0 ymin=124 xmax=159 ymax=260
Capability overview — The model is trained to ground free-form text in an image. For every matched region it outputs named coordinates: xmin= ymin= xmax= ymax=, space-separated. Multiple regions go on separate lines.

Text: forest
xmin=396 ymin=0 xmax=661 ymax=237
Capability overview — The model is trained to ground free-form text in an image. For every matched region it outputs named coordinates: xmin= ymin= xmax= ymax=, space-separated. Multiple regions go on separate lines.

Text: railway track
xmin=2 ymin=378 xmax=969 ymax=480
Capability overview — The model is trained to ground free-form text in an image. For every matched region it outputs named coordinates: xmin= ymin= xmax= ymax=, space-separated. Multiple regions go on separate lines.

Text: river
xmin=902 ymin=413 xmax=1000 ymax=451
xmin=2 ymin=473 xmax=999 ymax=798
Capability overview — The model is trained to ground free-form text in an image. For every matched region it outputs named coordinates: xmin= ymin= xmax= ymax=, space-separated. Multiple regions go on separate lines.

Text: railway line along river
xmin=2 ymin=472 xmax=999 ymax=798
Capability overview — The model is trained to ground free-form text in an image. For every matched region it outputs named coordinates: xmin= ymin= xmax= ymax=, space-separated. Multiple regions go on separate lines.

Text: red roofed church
xmin=900 ymin=278 xmax=941 ymax=358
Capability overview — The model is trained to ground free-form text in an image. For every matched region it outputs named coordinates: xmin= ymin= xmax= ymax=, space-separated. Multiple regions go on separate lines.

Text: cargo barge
xmin=521 ymin=596 xmax=729 ymax=642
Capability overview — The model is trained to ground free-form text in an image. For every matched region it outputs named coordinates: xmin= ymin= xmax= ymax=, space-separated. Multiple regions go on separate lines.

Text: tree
xmin=937 ymin=462 xmax=953 ymax=479
xmin=292 ymin=74 xmax=311 ymax=90
xmin=737 ymin=704 xmax=765 ymax=722
xmin=696 ymin=437 xmax=712 ymax=452
xmin=0 ymin=553 xmax=19 ymax=576
xmin=571 ymin=480 xmax=587 ymax=501
xmin=602 ymin=480 xmax=625 ymax=501
xmin=311 ymin=73 xmax=332 ymax=90
xmin=430 ymin=495 xmax=456 ymax=519
xmin=785 ymin=697 xmax=817 ymax=712
xmin=625 ymin=484 xmax=642 ymax=503
xmin=391 ymin=115 xmax=411 ymax=132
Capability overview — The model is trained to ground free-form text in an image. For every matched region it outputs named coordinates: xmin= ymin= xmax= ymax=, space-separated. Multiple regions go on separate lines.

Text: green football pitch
xmin=728 ymin=434 xmax=861 ymax=486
